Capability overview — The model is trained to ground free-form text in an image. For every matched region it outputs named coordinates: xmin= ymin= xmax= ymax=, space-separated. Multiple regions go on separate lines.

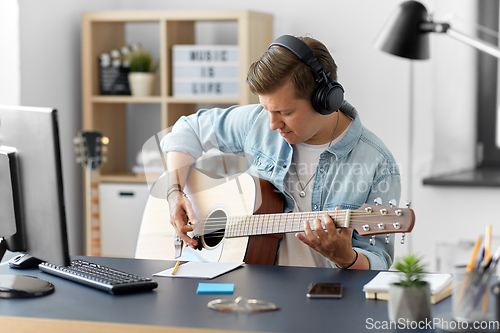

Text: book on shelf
xmin=362 ymin=271 xmax=453 ymax=304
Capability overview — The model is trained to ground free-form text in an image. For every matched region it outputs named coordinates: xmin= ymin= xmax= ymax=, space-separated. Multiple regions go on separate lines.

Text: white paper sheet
xmin=153 ymin=261 xmax=244 ymax=279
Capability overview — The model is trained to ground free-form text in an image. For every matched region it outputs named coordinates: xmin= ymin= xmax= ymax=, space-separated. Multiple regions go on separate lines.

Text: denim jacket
xmin=161 ymin=100 xmax=401 ymax=270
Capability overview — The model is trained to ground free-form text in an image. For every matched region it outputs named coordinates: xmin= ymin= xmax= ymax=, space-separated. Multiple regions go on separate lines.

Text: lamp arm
xmin=446 ymin=28 xmax=500 ymax=59
xmin=419 ymin=21 xmax=500 ymax=59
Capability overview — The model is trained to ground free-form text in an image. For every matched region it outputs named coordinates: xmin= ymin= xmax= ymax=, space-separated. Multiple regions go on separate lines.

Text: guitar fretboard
xmin=86 ymin=168 xmax=101 ymax=256
xmin=225 ymin=210 xmax=349 ymax=238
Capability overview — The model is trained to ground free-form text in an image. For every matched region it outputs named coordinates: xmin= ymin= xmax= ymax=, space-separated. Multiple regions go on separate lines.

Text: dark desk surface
xmin=0 ymin=255 xmax=453 ymax=332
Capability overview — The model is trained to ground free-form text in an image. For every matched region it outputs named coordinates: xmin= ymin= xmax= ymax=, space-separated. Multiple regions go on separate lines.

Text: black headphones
xmin=268 ymin=35 xmax=344 ymax=115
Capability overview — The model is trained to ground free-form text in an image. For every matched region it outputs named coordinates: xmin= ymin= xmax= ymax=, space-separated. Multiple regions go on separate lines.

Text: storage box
xmin=99 ymin=183 xmax=150 ymax=258
xmin=172 ymin=45 xmax=239 ymax=98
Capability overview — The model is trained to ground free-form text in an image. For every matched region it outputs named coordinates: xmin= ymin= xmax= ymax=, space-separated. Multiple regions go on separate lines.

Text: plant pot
xmin=128 ymin=72 xmax=155 ymax=96
xmin=388 ymin=282 xmax=431 ymax=322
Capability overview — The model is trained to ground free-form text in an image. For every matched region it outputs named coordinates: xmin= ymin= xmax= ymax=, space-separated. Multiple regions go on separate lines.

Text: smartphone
xmin=307 ymin=282 xmax=342 ymax=298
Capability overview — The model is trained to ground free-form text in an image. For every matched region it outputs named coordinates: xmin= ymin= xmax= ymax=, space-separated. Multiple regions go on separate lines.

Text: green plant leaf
xmin=393 ymin=254 xmax=427 ymax=288
xmin=128 ymin=50 xmax=154 ymax=72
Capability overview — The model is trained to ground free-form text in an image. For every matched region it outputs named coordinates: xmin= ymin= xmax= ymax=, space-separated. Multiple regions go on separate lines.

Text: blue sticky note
xmin=196 ymin=283 xmax=234 ymax=294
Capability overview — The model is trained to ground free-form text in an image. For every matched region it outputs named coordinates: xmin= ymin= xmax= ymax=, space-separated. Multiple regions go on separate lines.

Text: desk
xmin=0 ymin=256 xmax=452 ymax=332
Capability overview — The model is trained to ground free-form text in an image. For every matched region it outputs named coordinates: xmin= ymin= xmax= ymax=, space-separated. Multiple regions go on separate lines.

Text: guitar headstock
xmin=350 ymin=203 xmax=415 ymax=236
xmin=74 ymin=131 xmax=108 ymax=170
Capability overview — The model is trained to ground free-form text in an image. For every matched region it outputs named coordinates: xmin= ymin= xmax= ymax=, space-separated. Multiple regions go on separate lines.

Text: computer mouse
xmin=8 ymin=254 xmax=43 ymax=269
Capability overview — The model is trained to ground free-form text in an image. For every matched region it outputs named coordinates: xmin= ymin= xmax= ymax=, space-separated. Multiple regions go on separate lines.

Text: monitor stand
xmin=0 ymin=239 xmax=54 ymax=298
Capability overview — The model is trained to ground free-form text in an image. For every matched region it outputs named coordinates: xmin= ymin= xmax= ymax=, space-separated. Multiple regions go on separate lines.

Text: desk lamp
xmin=374 ymin=0 xmax=500 ymax=60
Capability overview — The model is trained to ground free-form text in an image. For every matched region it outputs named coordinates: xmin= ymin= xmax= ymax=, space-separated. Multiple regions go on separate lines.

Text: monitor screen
xmin=0 ymin=105 xmax=70 ymax=267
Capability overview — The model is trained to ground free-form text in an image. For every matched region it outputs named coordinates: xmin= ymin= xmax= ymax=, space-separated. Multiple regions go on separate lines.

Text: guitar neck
xmin=221 ymin=203 xmax=412 ymax=238
xmin=225 ymin=210 xmax=350 ymax=238
xmin=85 ymin=168 xmax=101 ymax=256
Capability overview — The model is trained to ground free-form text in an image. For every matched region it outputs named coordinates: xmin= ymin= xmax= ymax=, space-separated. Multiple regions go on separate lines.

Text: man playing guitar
xmin=162 ymin=35 xmax=401 ymax=270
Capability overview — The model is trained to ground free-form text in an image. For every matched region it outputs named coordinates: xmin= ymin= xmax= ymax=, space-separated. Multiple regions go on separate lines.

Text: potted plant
xmin=388 ymin=254 xmax=431 ymax=322
xmin=127 ymin=50 xmax=157 ymax=96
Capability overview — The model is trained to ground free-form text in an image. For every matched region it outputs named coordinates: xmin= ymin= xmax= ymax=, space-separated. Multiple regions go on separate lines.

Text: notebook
xmin=362 ymin=272 xmax=453 ymax=304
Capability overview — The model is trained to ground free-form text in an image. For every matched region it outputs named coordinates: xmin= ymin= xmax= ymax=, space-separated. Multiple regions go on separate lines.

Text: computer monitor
xmin=0 ymin=105 xmax=71 ymax=297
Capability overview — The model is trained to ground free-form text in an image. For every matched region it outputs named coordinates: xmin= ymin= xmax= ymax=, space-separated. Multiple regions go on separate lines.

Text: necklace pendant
xmin=299 ymin=190 xmax=306 ymax=198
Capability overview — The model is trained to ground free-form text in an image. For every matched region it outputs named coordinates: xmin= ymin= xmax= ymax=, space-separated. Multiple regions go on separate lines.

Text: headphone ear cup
xmin=311 ymin=86 xmax=327 ymax=115
xmin=326 ymin=82 xmax=344 ymax=113
xmin=312 ymin=80 xmax=344 ymax=115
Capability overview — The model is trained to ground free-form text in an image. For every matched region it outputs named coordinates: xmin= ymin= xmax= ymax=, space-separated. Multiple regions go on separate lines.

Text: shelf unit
xmin=81 ymin=10 xmax=274 ymax=183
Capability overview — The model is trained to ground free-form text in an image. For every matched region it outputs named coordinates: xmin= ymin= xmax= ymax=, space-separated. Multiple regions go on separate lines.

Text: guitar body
xmin=135 ymin=168 xmax=284 ymax=264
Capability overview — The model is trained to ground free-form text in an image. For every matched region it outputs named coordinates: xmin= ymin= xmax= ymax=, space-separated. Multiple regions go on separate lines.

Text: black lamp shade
xmin=375 ymin=1 xmax=430 ymax=60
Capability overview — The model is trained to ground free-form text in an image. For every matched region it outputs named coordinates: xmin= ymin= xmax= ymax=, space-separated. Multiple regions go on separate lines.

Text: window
xmin=423 ymin=0 xmax=500 ymax=186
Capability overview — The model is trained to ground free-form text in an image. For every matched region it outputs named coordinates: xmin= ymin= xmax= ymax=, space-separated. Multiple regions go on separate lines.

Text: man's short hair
xmin=247 ymin=36 xmax=338 ymax=101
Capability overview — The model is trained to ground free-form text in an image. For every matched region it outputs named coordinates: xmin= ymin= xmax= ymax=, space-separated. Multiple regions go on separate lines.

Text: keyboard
xmin=39 ymin=259 xmax=158 ymax=295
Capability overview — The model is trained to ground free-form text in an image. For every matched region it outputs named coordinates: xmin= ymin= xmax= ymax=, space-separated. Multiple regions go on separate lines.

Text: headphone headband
xmin=269 ymin=35 xmax=329 ymax=84
xmin=268 ymin=35 xmax=345 ymax=115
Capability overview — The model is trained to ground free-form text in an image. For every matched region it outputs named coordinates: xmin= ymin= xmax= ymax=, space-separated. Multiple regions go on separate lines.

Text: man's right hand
xmin=168 ymin=192 xmax=199 ymax=248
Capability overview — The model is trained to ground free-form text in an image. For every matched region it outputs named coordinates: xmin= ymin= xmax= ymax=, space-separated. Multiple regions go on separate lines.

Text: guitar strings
xmin=198 ymin=227 xmax=400 ymax=239
xmin=188 ymin=215 xmax=406 ymax=236
xmin=193 ymin=214 xmax=405 ymax=228
xmin=193 ymin=219 xmax=403 ymax=234
xmin=190 ymin=211 xmax=404 ymax=223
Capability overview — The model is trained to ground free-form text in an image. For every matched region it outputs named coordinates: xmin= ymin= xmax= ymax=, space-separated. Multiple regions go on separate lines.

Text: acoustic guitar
xmin=135 ymin=167 xmax=415 ymax=265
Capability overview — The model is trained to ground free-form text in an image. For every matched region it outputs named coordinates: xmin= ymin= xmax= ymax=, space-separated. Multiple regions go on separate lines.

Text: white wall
xmin=0 ymin=0 xmax=20 ymax=105
xmin=5 ymin=0 xmax=490 ymax=271
xmin=16 ymin=0 xmax=121 ymax=254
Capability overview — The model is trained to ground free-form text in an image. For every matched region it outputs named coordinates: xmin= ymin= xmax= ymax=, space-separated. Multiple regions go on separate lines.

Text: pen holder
xmin=452 ymin=266 xmax=497 ymax=322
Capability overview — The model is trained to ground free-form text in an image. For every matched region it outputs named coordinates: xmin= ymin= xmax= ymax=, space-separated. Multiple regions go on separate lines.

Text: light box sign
xmin=172 ymin=45 xmax=239 ymax=98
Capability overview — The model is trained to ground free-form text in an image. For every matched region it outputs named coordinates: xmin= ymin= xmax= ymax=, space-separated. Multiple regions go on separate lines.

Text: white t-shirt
xmin=277 ymin=123 xmax=351 ymax=267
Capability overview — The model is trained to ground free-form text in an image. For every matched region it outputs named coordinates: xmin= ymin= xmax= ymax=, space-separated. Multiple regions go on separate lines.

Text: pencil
xmin=467 ymin=236 xmax=483 ymax=272
xmin=172 ymin=261 xmax=180 ymax=275
xmin=483 ymin=225 xmax=492 ymax=313
xmin=484 ymin=225 xmax=492 ymax=263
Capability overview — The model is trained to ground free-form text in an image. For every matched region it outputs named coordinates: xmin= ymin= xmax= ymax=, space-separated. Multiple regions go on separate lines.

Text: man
xmin=162 ymin=35 xmax=401 ymax=270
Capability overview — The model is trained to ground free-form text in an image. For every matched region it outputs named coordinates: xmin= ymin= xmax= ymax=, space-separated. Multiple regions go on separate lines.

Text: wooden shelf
xmin=92 ymin=96 xmax=164 ymax=103
xmin=166 ymin=97 xmax=241 ymax=104
xmin=80 ymin=10 xmax=273 ymax=258
xmin=91 ymin=95 xmax=241 ymax=105
xmin=99 ymin=173 xmax=152 ymax=183
xmin=82 ymin=10 xmax=273 ymax=178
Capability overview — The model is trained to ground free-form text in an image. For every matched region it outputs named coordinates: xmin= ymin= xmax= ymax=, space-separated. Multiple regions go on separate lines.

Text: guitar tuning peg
xmin=405 ymin=201 xmax=412 ymax=208
xmin=389 ymin=199 xmax=397 ymax=207
xmin=101 ymin=136 xmax=109 ymax=145
xmin=385 ymin=234 xmax=390 ymax=244
xmin=401 ymin=233 xmax=406 ymax=244
xmin=73 ymin=136 xmax=81 ymax=145
xmin=75 ymin=156 xmax=82 ymax=164
xmin=370 ymin=235 xmax=376 ymax=246
xmin=374 ymin=198 xmax=382 ymax=206
xmin=102 ymin=146 xmax=108 ymax=153
xmin=102 ymin=156 xmax=108 ymax=164
xmin=73 ymin=146 xmax=80 ymax=154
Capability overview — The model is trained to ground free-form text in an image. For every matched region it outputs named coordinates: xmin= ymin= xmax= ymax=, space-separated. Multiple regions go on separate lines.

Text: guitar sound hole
xmin=202 ymin=209 xmax=226 ymax=249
